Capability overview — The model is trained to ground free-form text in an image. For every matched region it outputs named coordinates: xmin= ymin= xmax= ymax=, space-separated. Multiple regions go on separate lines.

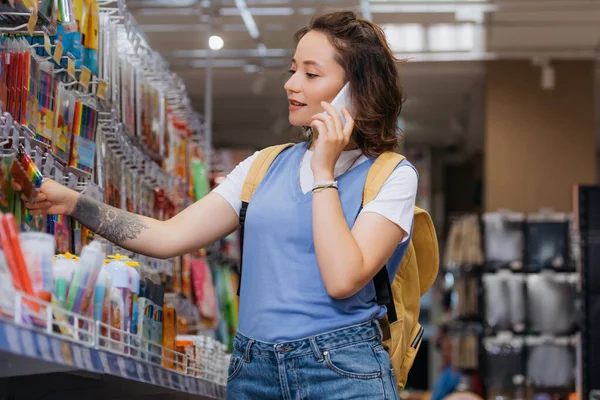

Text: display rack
xmin=575 ymin=185 xmax=600 ymax=400
xmin=440 ymin=211 xmax=580 ymax=400
xmin=0 ymin=289 xmax=226 ymax=399
xmin=0 ymin=0 xmax=224 ymax=398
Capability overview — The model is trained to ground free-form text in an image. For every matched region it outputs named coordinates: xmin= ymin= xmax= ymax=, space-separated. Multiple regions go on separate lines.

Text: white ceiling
xmin=126 ymin=0 xmax=600 ymax=152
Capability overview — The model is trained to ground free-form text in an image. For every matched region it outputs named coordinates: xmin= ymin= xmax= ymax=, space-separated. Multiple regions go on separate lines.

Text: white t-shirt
xmin=213 ymin=147 xmax=418 ymax=240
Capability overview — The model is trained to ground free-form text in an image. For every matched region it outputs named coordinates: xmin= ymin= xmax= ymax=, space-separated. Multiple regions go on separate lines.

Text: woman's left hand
xmin=310 ymin=101 xmax=355 ymax=181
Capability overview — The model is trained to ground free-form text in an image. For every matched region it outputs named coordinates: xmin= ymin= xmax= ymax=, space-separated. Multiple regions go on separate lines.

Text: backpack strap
xmin=237 ymin=143 xmax=294 ymax=295
xmin=363 ymin=152 xmax=406 ymax=206
xmin=363 ymin=152 xmax=407 ymax=323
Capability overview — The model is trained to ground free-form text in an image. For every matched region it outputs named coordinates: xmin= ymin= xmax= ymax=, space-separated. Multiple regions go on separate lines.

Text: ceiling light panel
xmin=382 ymin=24 xmax=425 ymax=52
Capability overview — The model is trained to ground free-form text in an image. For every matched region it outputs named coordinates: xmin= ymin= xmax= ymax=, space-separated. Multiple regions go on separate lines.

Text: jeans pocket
xmin=227 ymin=355 xmax=244 ymax=382
xmin=322 ymin=342 xmax=382 ymax=380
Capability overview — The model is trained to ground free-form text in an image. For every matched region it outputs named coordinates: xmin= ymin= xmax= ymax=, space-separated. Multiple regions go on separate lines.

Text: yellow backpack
xmin=238 ymin=144 xmax=439 ymax=391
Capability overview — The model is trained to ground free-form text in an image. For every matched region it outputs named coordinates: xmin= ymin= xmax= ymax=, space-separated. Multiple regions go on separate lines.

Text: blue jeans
xmin=226 ymin=320 xmax=400 ymax=399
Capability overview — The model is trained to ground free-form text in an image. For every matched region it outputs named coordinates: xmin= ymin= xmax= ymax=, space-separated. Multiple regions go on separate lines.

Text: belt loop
xmin=244 ymin=339 xmax=255 ymax=363
xmin=374 ymin=319 xmax=384 ymax=342
xmin=309 ymin=337 xmax=323 ymax=362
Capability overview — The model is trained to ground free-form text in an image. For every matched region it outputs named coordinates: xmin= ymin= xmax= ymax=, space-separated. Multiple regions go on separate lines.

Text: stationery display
xmin=0 ymin=0 xmax=225 ymax=397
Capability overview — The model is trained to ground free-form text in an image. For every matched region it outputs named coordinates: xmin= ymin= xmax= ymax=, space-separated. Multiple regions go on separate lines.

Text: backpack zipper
xmin=410 ymin=326 xmax=424 ymax=349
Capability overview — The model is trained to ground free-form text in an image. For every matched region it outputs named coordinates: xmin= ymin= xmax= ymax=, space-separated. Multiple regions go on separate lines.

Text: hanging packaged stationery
xmin=151 ymin=85 xmax=162 ymax=154
xmin=484 ymin=335 xmax=525 ymax=391
xmin=191 ymin=257 xmax=217 ymax=325
xmin=0 ymin=148 xmax=17 ymax=213
xmin=22 ymin=207 xmax=47 ymax=232
xmin=40 ymin=0 xmax=82 ymax=69
xmin=6 ymin=38 xmax=28 ymax=123
xmin=52 ymin=83 xmax=75 ymax=164
xmin=527 ymin=273 xmax=577 ymax=335
xmin=68 ymin=96 xmax=97 ymax=173
xmin=124 ymin=163 xmax=134 ymax=212
xmin=120 ymin=55 xmax=135 ymax=136
xmin=24 ymin=49 xmax=39 ymax=132
xmin=526 ymin=212 xmax=570 ymax=271
xmin=484 ymin=212 xmax=525 ymax=271
xmin=81 ymin=0 xmax=99 ymax=75
xmin=136 ymin=68 xmax=145 ymax=141
xmin=0 ymin=39 xmax=8 ymax=108
xmin=71 ymin=219 xmax=83 ymax=253
xmin=159 ymin=92 xmax=167 ymax=157
xmin=27 ymin=56 xmax=56 ymax=146
xmin=47 ymin=214 xmax=72 ymax=254
xmin=526 ymin=337 xmax=575 ymax=389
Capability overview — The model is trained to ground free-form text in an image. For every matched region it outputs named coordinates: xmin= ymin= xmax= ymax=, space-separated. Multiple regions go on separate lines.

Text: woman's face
xmin=284 ymin=30 xmax=346 ymax=127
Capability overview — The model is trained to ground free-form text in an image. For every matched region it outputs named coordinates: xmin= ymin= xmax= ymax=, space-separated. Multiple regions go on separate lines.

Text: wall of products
xmin=0 ymin=0 xmax=231 ymax=396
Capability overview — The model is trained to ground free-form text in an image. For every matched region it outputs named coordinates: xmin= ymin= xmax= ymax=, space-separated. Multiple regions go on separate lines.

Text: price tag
xmin=67 ymin=57 xmax=76 ymax=79
xmin=53 ymin=41 xmax=64 ymax=64
xmin=27 ymin=11 xmax=38 ymax=36
xmin=43 ymin=33 xmax=51 ymax=56
xmin=79 ymin=66 xmax=91 ymax=88
xmin=61 ymin=342 xmax=74 ymax=366
xmin=37 ymin=335 xmax=53 ymax=362
xmin=20 ymin=330 xmax=36 ymax=358
xmin=96 ymin=80 xmax=107 ymax=100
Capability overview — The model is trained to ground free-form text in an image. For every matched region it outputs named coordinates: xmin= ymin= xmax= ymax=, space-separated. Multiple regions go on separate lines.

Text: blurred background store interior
xmin=131 ymin=0 xmax=600 ymax=398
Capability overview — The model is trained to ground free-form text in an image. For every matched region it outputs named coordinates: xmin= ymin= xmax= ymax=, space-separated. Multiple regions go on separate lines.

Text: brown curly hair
xmin=294 ymin=11 xmax=405 ymax=157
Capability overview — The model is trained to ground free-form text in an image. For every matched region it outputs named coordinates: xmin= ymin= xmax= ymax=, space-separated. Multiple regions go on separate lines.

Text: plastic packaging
xmin=76 ymin=240 xmax=105 ymax=316
xmin=52 ymin=256 xmax=76 ymax=308
xmin=129 ymin=264 xmax=140 ymax=335
xmin=106 ymin=257 xmax=132 ymax=336
xmin=19 ymin=232 xmax=55 ymax=302
xmin=0 ymin=213 xmax=35 ymax=299
xmin=0 ymin=250 xmax=15 ymax=314
xmin=109 ymin=286 xmax=125 ymax=351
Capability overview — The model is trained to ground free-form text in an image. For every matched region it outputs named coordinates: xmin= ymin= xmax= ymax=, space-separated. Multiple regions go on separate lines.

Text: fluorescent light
xmin=427 ymin=23 xmax=474 ymax=52
xmin=297 ymin=8 xmax=317 ymax=15
xmin=220 ymin=7 xmax=295 ymax=16
xmin=257 ymin=43 xmax=268 ymax=57
xmin=209 ymin=35 xmax=225 ymax=50
xmin=233 ymin=0 xmax=261 ymax=40
xmin=370 ymin=3 xmax=497 ymax=13
xmin=169 ymin=48 xmax=291 ymax=58
xmin=138 ymin=7 xmax=200 ymax=16
xmin=382 ymin=24 xmax=424 ymax=52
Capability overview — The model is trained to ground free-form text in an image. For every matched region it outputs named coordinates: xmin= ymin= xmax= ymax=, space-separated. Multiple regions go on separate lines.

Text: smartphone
xmin=328 ymin=82 xmax=355 ymax=127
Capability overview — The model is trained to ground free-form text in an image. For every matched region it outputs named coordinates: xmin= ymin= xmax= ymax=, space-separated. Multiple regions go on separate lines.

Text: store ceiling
xmin=126 ymin=0 xmax=600 ymax=153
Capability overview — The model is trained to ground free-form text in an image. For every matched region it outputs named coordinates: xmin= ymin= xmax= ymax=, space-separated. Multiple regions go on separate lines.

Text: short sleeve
xmin=359 ymin=165 xmax=418 ymax=241
xmin=212 ymin=151 xmax=260 ymax=216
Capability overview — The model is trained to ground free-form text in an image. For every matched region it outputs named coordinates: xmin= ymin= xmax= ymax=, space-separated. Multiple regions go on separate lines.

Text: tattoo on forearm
xmin=71 ymin=195 xmax=148 ymax=244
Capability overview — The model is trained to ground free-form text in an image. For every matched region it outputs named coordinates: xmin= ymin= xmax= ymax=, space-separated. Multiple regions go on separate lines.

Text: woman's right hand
xmin=11 ymin=178 xmax=79 ymax=216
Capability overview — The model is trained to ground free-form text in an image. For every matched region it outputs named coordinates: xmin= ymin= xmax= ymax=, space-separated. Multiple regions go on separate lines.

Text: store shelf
xmin=0 ymin=292 xmax=226 ymax=399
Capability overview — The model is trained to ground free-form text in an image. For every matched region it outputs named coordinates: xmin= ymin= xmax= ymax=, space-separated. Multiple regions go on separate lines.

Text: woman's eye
xmin=288 ymin=69 xmax=296 ymax=75
xmin=306 ymin=73 xmax=318 ymax=79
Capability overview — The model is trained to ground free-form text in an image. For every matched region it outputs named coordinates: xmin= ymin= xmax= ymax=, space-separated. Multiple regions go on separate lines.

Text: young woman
xmin=18 ymin=11 xmax=418 ymax=400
